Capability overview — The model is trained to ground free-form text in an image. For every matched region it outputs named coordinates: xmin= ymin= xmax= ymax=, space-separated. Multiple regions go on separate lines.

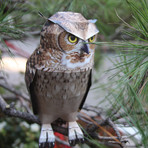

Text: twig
xmin=2 ymin=94 xmax=17 ymax=101
xmin=77 ymin=113 xmax=93 ymax=125
xmin=1 ymin=94 xmax=32 ymax=113
xmin=80 ymin=111 xmax=122 ymax=145
xmin=0 ymin=95 xmax=69 ymax=136
xmin=19 ymin=96 xmax=32 ymax=114
xmin=55 ymin=136 xmax=70 ymax=146
xmin=0 ymin=82 xmax=30 ymax=102
xmin=107 ymin=118 xmax=121 ymax=140
xmin=106 ymin=141 xmax=125 ymax=148
xmin=109 ymin=105 xmax=122 ymax=118
xmin=98 ymin=135 xmax=128 ymax=146
xmin=82 ymin=105 xmax=103 ymax=116
xmin=113 ymin=110 xmax=148 ymax=122
xmin=109 ymin=25 xmax=124 ymax=40
xmin=122 ymin=132 xmax=139 ymax=140
xmin=0 ymin=95 xmax=39 ymax=124
xmin=98 ymin=135 xmax=119 ymax=141
xmin=115 ymin=10 xmax=140 ymax=32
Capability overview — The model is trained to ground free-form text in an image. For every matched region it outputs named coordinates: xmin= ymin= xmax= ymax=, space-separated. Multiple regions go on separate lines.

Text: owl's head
xmin=40 ymin=12 xmax=99 ymax=69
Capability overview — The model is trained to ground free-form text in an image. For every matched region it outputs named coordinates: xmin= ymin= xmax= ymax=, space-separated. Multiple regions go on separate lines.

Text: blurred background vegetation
xmin=0 ymin=0 xmax=148 ymax=148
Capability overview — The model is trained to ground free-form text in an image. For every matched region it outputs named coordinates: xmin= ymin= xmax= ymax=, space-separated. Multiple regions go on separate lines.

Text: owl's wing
xmin=25 ymin=51 xmax=39 ymax=114
xmin=79 ymin=69 xmax=92 ymax=110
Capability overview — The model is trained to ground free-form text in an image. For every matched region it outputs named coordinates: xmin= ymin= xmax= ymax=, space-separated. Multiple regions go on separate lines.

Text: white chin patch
xmin=61 ymin=52 xmax=93 ymax=69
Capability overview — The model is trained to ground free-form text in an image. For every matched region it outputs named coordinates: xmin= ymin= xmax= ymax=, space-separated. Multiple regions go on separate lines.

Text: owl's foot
xmin=39 ymin=124 xmax=55 ymax=148
xmin=68 ymin=121 xmax=84 ymax=146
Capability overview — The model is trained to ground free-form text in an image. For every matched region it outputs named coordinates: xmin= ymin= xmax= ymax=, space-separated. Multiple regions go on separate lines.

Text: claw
xmin=39 ymin=143 xmax=45 ymax=148
xmin=45 ymin=142 xmax=50 ymax=148
xmin=68 ymin=121 xmax=84 ymax=146
xmin=39 ymin=142 xmax=52 ymax=148
xmin=49 ymin=142 xmax=54 ymax=148
xmin=80 ymin=138 xmax=85 ymax=143
xmin=39 ymin=124 xmax=55 ymax=148
xmin=69 ymin=139 xmax=76 ymax=146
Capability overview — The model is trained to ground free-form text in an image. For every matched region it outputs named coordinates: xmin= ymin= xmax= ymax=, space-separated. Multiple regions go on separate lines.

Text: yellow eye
xmin=68 ymin=34 xmax=78 ymax=43
xmin=88 ymin=35 xmax=95 ymax=42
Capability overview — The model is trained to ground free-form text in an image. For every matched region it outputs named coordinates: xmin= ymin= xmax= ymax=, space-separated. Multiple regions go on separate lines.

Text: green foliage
xmin=0 ymin=1 xmax=29 ymax=40
xmin=0 ymin=118 xmax=39 ymax=148
xmin=0 ymin=87 xmax=5 ymax=94
xmin=0 ymin=0 xmax=144 ymax=40
xmin=0 ymin=50 xmax=1 ymax=59
xmin=125 ymin=0 xmax=148 ymax=41
xmin=100 ymin=0 xmax=148 ymax=147
xmin=27 ymin=0 xmax=134 ymax=39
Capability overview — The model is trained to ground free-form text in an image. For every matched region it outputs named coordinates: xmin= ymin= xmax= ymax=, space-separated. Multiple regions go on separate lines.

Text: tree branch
xmin=55 ymin=137 xmax=70 ymax=147
xmin=107 ymin=118 xmax=121 ymax=140
xmin=0 ymin=94 xmax=126 ymax=147
xmin=0 ymin=95 xmax=70 ymax=135
xmin=0 ymin=82 xmax=30 ymax=101
xmin=0 ymin=95 xmax=39 ymax=124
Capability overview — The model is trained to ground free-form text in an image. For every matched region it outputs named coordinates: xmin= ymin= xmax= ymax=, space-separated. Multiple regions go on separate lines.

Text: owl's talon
xmin=39 ymin=142 xmax=54 ymax=148
xmin=68 ymin=121 xmax=84 ymax=146
xmin=39 ymin=124 xmax=55 ymax=148
xmin=39 ymin=143 xmax=45 ymax=148
xmin=69 ymin=139 xmax=76 ymax=146
xmin=49 ymin=142 xmax=54 ymax=148
xmin=79 ymin=138 xmax=85 ymax=144
xmin=69 ymin=138 xmax=84 ymax=146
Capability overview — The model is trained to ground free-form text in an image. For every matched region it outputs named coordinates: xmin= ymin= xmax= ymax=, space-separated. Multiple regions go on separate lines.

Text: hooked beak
xmin=81 ymin=43 xmax=89 ymax=54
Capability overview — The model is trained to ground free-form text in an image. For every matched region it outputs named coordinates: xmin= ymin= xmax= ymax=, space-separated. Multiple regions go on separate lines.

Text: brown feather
xmin=25 ymin=11 xmax=98 ymax=124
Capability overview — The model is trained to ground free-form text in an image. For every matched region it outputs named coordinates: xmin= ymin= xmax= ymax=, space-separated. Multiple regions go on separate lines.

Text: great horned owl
xmin=25 ymin=11 xmax=99 ymax=148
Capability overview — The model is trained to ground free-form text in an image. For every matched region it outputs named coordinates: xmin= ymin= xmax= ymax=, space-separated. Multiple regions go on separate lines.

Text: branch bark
xmin=0 ymin=95 xmax=39 ymax=124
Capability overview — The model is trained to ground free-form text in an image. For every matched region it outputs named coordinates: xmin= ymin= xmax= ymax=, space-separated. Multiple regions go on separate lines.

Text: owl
xmin=25 ymin=11 xmax=99 ymax=148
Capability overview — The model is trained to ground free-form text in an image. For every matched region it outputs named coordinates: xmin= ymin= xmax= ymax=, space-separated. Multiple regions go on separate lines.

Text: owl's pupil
xmin=70 ymin=35 xmax=75 ymax=41
xmin=91 ymin=37 xmax=93 ymax=40
xmin=68 ymin=34 xmax=78 ymax=43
